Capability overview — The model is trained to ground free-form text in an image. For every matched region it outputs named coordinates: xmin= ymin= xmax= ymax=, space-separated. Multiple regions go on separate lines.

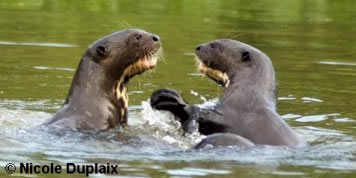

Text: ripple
xmin=270 ymin=171 xmax=306 ymax=176
xmin=33 ymin=66 xmax=75 ymax=72
xmin=0 ymin=41 xmax=79 ymax=48
xmin=296 ymin=113 xmax=339 ymax=122
xmin=334 ymin=118 xmax=355 ymax=123
xmin=187 ymin=72 xmax=204 ymax=76
xmin=167 ymin=167 xmax=231 ymax=176
xmin=282 ymin=113 xmax=301 ymax=119
xmin=279 ymin=96 xmax=296 ymax=101
xmin=302 ymin=97 xmax=323 ymax=103
xmin=318 ymin=61 xmax=356 ymax=66
xmin=0 ymin=99 xmax=62 ymax=111
xmin=183 ymin=52 xmax=196 ymax=56
xmin=296 ymin=115 xmax=328 ymax=122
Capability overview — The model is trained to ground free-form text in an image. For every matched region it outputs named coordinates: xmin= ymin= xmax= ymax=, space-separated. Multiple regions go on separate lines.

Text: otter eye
xmin=210 ymin=43 xmax=216 ymax=48
xmin=96 ymin=45 xmax=106 ymax=57
xmin=241 ymin=51 xmax=250 ymax=62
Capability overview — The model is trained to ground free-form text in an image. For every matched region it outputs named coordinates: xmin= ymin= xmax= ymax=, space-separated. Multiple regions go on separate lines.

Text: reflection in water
xmin=0 ymin=0 xmax=356 ymax=177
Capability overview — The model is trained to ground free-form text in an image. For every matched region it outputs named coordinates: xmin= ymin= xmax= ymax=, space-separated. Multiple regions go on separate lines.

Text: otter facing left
xmin=151 ymin=39 xmax=302 ymax=148
xmin=43 ymin=29 xmax=161 ymax=131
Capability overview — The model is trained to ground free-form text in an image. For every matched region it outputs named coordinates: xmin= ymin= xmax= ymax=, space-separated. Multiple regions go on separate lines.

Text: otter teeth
xmin=198 ymin=62 xmax=230 ymax=88
xmin=140 ymin=56 xmax=157 ymax=67
xmin=146 ymin=56 xmax=157 ymax=64
xmin=151 ymin=56 xmax=157 ymax=63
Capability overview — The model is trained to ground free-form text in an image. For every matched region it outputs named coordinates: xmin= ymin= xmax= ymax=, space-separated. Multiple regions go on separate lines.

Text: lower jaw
xmin=139 ymin=61 xmax=156 ymax=70
xmin=198 ymin=62 xmax=207 ymax=73
xmin=198 ymin=62 xmax=230 ymax=88
xmin=124 ymin=58 xmax=157 ymax=77
xmin=139 ymin=56 xmax=157 ymax=69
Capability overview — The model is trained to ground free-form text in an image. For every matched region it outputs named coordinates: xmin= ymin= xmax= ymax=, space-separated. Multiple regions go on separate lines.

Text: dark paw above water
xmin=150 ymin=88 xmax=193 ymax=124
xmin=150 ymin=88 xmax=188 ymax=111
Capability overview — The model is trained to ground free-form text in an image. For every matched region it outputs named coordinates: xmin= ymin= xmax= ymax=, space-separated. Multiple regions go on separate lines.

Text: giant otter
xmin=43 ymin=29 xmax=161 ymax=131
xmin=150 ymin=39 xmax=302 ymax=148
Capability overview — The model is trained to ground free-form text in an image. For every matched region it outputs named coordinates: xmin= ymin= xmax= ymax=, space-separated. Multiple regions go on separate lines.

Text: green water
xmin=0 ymin=0 xmax=355 ymax=177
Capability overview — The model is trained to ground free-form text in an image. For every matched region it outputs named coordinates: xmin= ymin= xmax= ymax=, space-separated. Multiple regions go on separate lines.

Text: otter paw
xmin=150 ymin=88 xmax=187 ymax=110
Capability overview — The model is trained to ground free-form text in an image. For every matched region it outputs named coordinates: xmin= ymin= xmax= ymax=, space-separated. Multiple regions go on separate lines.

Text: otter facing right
xmin=150 ymin=39 xmax=303 ymax=148
xmin=43 ymin=29 xmax=161 ymax=131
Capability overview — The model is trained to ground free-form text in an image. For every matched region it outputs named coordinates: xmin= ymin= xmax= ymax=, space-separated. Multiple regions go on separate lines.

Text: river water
xmin=0 ymin=0 xmax=355 ymax=177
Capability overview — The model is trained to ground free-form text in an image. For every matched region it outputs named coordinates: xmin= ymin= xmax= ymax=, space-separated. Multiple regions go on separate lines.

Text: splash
xmin=0 ymin=99 xmax=355 ymax=172
xmin=128 ymin=100 xmax=204 ymax=149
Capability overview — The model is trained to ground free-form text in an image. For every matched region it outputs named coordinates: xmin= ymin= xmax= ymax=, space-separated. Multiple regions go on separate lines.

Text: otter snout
xmin=195 ymin=41 xmax=221 ymax=62
xmin=195 ymin=42 xmax=215 ymax=65
xmin=195 ymin=44 xmax=207 ymax=60
xmin=196 ymin=42 xmax=220 ymax=51
xmin=142 ymin=33 xmax=160 ymax=45
xmin=136 ymin=32 xmax=161 ymax=49
xmin=134 ymin=33 xmax=160 ymax=42
xmin=151 ymin=34 xmax=161 ymax=49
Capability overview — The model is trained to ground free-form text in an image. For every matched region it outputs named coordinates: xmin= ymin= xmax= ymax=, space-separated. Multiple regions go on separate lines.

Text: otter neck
xmin=65 ymin=55 xmax=129 ymax=125
xmin=222 ymin=61 xmax=277 ymax=110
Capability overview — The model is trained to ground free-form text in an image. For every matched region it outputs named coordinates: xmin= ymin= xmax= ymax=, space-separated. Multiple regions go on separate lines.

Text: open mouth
xmin=138 ymin=55 xmax=158 ymax=69
xmin=124 ymin=50 xmax=161 ymax=77
xmin=198 ymin=62 xmax=230 ymax=88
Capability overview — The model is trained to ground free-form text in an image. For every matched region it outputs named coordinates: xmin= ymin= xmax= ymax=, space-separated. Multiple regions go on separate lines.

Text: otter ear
xmin=96 ymin=45 xmax=106 ymax=57
xmin=241 ymin=51 xmax=250 ymax=62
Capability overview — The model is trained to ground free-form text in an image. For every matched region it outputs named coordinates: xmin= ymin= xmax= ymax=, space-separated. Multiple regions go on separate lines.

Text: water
xmin=0 ymin=0 xmax=355 ymax=177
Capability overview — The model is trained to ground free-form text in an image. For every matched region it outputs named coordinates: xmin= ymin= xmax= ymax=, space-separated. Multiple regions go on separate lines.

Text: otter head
xmin=195 ymin=39 xmax=274 ymax=89
xmin=88 ymin=29 xmax=161 ymax=84
xmin=65 ymin=29 xmax=161 ymax=126
xmin=87 ymin=29 xmax=161 ymax=125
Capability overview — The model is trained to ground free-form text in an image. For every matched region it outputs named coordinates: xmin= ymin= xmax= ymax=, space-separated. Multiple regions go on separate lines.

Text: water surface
xmin=0 ymin=0 xmax=355 ymax=177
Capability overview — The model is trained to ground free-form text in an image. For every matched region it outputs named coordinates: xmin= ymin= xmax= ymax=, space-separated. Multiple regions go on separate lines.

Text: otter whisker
xmin=147 ymin=50 xmax=153 ymax=59
xmin=138 ymin=58 xmax=143 ymax=73
xmin=145 ymin=68 xmax=153 ymax=78
xmin=149 ymin=50 xmax=160 ymax=66
xmin=228 ymin=31 xmax=245 ymax=40
xmin=138 ymin=78 xmax=141 ymax=90
xmin=114 ymin=20 xmax=132 ymax=28
xmin=156 ymin=49 xmax=166 ymax=64
xmin=194 ymin=56 xmax=201 ymax=69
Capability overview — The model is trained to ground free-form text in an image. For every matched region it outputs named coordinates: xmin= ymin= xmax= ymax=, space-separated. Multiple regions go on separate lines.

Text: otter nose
xmin=196 ymin=45 xmax=202 ymax=51
xmin=152 ymin=35 xmax=159 ymax=42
